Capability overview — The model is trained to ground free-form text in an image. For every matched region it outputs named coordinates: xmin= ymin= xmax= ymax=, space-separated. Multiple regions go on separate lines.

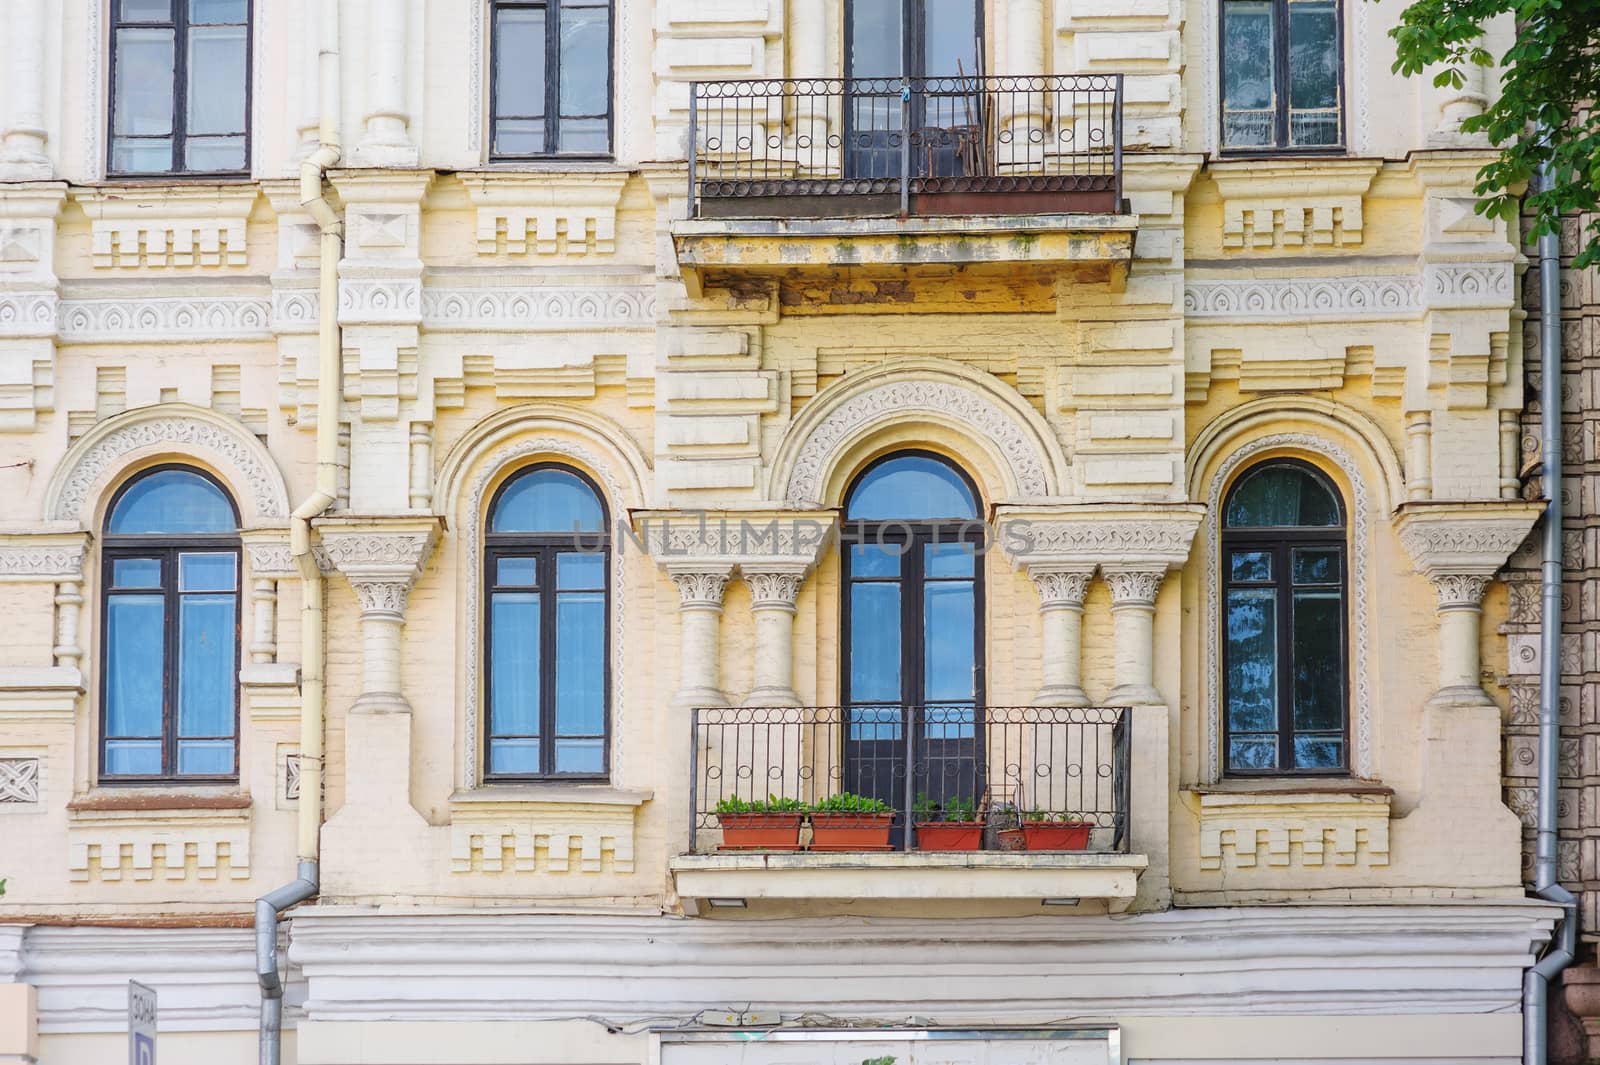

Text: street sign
xmin=128 ymin=981 xmax=156 ymax=1065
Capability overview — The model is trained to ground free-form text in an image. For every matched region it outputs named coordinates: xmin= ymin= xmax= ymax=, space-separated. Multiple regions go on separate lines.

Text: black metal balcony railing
xmin=688 ymin=75 xmax=1123 ymax=220
xmin=688 ymin=705 xmax=1130 ymax=853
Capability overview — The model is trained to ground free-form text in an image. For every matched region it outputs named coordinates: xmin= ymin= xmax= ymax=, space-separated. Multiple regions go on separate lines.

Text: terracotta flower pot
xmin=717 ymin=812 xmax=803 ymax=851
xmin=1022 ymin=821 xmax=1093 ymax=851
xmin=995 ymin=827 xmax=1027 ymax=851
xmin=808 ymin=812 xmax=895 ymax=851
xmin=914 ymin=821 xmax=984 ymax=851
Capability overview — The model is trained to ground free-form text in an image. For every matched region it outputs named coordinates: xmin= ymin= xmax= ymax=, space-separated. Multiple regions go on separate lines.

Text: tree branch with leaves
xmin=1382 ymin=0 xmax=1600 ymax=264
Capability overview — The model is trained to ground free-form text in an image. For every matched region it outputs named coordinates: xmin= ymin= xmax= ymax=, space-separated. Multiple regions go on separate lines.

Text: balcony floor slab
xmin=670 ymin=850 xmax=1148 ymax=915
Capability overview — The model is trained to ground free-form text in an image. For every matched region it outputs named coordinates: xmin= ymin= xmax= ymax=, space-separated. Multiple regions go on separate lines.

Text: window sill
xmin=447 ymin=786 xmax=650 ymax=875
xmin=66 ymin=790 xmax=253 ymax=882
xmin=1187 ymin=782 xmax=1391 ymax=872
xmin=1187 ymin=777 xmax=1393 ymax=798
xmin=68 ymin=789 xmax=252 ymax=816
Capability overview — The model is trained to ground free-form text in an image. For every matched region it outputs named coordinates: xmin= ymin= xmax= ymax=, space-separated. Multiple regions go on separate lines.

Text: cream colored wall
xmin=0 ymin=0 xmax=1537 ymax=932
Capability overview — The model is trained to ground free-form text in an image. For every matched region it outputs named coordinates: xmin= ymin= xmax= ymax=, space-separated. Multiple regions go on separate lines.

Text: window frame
xmin=842 ymin=0 xmax=987 ymax=81
xmin=838 ymin=450 xmax=988 ymax=714
xmin=1220 ymin=458 xmax=1351 ymax=776
xmin=1217 ymin=0 xmax=1346 ymax=156
xmin=106 ymin=0 xmax=255 ymax=179
xmin=488 ymin=0 xmax=616 ymax=161
xmin=481 ymin=462 xmax=613 ymax=783
xmin=98 ymin=464 xmax=242 ymax=785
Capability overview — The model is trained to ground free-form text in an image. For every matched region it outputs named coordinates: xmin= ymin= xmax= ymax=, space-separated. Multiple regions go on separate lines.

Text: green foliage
xmin=1024 ymin=808 xmax=1090 ymax=823
xmin=861 ymin=1057 xmax=898 ymax=1065
xmin=912 ymin=792 xmax=978 ymax=822
xmin=1378 ymin=0 xmax=1600 ymax=265
xmin=809 ymin=791 xmax=893 ymax=814
xmin=714 ymin=794 xmax=804 ymax=816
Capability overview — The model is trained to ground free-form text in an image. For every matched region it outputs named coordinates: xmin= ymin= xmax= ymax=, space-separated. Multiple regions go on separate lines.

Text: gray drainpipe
xmin=1524 ymin=155 xmax=1578 ymax=1065
xmin=256 ymin=860 xmax=317 ymax=1065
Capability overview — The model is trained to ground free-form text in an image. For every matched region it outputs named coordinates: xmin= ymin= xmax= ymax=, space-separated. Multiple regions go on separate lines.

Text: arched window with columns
xmin=483 ymin=463 xmax=611 ymax=780
xmin=840 ymin=451 xmax=985 ymax=818
xmin=100 ymin=465 xmax=242 ymax=782
xmin=1221 ymin=458 xmax=1349 ymax=775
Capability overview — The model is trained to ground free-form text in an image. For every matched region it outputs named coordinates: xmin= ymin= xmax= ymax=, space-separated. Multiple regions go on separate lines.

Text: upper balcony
xmin=671 ymin=75 xmax=1138 ymax=303
xmin=670 ymin=704 xmax=1148 ymax=915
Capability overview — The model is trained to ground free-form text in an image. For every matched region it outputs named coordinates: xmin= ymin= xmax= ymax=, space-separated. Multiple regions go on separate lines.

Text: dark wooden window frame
xmin=1220 ymin=458 xmax=1351 ymax=776
xmin=488 ymin=0 xmax=615 ymax=161
xmin=843 ymin=0 xmax=987 ymax=82
xmin=1217 ymin=0 xmax=1346 ymax=155
xmin=482 ymin=462 xmax=612 ymax=783
xmin=107 ymin=0 xmax=255 ymax=179
xmin=839 ymin=450 xmax=988 ymax=720
xmin=99 ymin=464 xmax=242 ymax=785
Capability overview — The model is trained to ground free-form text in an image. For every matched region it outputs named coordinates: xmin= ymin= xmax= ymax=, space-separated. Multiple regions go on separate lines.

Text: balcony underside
xmin=672 ymin=213 xmax=1137 ymax=304
xmin=671 ymin=851 xmax=1148 ymax=916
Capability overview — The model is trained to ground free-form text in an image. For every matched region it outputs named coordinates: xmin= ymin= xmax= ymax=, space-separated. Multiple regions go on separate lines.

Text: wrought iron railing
xmin=688 ymin=75 xmax=1123 ymax=219
xmin=688 ymin=705 xmax=1130 ymax=853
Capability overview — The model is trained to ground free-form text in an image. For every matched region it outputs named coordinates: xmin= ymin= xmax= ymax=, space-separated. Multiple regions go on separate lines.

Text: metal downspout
xmin=1524 ymin=156 xmax=1578 ymax=1065
xmin=256 ymin=3 xmax=341 ymax=1062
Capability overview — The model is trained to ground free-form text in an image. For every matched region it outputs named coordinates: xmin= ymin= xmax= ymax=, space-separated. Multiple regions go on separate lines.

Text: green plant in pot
xmin=1020 ymin=808 xmax=1094 ymax=851
xmin=912 ymin=793 xmax=984 ymax=852
xmin=714 ymin=793 xmax=805 ymax=851
xmin=807 ymin=792 xmax=894 ymax=851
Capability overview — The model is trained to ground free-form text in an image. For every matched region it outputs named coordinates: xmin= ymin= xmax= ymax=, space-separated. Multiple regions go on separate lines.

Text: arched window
xmin=101 ymin=466 xmax=241 ymax=781
xmin=1222 ymin=459 xmax=1347 ymax=774
xmin=841 ymin=452 xmax=984 ymax=824
xmin=484 ymin=464 xmax=610 ymax=780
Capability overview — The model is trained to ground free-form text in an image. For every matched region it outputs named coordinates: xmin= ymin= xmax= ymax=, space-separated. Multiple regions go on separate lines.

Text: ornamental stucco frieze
xmin=1393 ymin=500 xmax=1544 ymax=577
xmin=784 ymin=380 xmax=1053 ymax=505
xmin=316 ymin=518 xmax=441 ymax=588
xmin=0 ymin=534 xmax=87 ymax=582
xmin=1184 ymin=275 xmax=1423 ymax=320
xmin=270 ymin=282 xmax=659 ymax=335
xmin=637 ymin=510 xmax=837 ymax=569
xmin=58 ymin=295 xmax=272 ymax=342
xmin=997 ymin=505 xmax=1204 ymax=570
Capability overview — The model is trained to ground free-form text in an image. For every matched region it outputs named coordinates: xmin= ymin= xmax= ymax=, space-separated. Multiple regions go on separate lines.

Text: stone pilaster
xmin=1026 ymin=566 xmax=1093 ymax=707
xmin=1395 ymin=500 xmax=1542 ymax=707
xmin=0 ymin=0 xmax=51 ymax=180
xmin=667 ymin=565 xmax=733 ymax=710
xmin=352 ymin=0 xmax=418 ymax=167
xmin=0 ymin=186 xmax=65 ymax=434
xmin=641 ymin=510 xmax=836 ymax=709
xmin=317 ymin=517 xmax=441 ymax=715
xmin=742 ymin=567 xmax=807 ymax=707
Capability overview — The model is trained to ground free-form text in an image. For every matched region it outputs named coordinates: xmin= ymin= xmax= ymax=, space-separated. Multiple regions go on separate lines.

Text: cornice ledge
xmin=313 ymin=515 xmax=443 ymax=583
xmin=634 ymin=509 xmax=838 ymax=570
xmin=1393 ymin=499 xmax=1544 ymax=576
xmin=995 ymin=503 xmax=1205 ymax=569
xmin=1207 ymin=157 xmax=1382 ymax=199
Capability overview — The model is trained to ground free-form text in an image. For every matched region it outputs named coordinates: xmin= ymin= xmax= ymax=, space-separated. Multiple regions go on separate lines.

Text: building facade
xmin=0 ymin=2 xmax=1564 ymax=1064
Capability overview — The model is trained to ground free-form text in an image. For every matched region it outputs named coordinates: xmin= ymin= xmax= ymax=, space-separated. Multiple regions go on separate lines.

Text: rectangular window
xmin=1221 ymin=0 xmax=1343 ymax=152
xmin=490 ymin=0 xmax=613 ymax=159
xmin=109 ymin=0 xmax=252 ymax=176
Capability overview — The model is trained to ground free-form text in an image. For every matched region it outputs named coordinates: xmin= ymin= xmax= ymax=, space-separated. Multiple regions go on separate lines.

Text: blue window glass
xmin=1222 ymin=459 xmax=1347 ymax=775
xmin=845 ymin=454 xmax=979 ymax=521
xmin=490 ymin=467 xmax=606 ymax=533
xmin=485 ymin=465 xmax=610 ymax=779
xmin=101 ymin=468 xmax=239 ymax=781
xmin=109 ymin=468 xmax=237 ymax=534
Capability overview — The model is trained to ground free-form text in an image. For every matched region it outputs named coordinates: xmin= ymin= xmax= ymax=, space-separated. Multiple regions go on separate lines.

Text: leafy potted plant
xmin=990 ymin=801 xmax=1026 ymax=851
xmin=807 ymin=792 xmax=895 ymax=851
xmin=912 ymin=793 xmax=983 ymax=852
xmin=714 ymin=794 xmax=805 ymax=851
xmin=1021 ymin=809 xmax=1094 ymax=851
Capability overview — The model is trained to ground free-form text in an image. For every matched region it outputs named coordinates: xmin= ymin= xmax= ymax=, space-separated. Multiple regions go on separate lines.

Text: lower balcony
xmin=671 ymin=705 xmax=1148 ymax=914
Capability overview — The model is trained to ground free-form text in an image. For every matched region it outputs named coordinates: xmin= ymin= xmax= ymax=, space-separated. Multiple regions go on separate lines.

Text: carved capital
xmin=1028 ymin=566 xmax=1092 ymax=609
xmin=1393 ymin=500 xmax=1543 ymax=588
xmin=670 ymin=566 xmax=732 ymax=610
xmin=1430 ymin=572 xmax=1492 ymax=610
xmin=351 ymin=580 xmax=412 ymax=620
xmin=1104 ymin=568 xmax=1164 ymax=608
xmin=744 ymin=568 xmax=805 ymax=611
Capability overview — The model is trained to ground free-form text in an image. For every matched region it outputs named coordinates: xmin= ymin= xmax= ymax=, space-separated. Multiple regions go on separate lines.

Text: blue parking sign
xmin=128 ymin=981 xmax=156 ymax=1065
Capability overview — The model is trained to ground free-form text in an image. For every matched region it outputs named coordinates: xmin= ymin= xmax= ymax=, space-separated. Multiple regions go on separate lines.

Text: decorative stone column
xmin=1103 ymin=568 xmax=1165 ymax=707
xmin=1003 ymin=0 xmax=1047 ymax=164
xmin=0 ymin=0 xmax=50 ymax=180
xmin=1026 ymin=565 xmax=1093 ymax=706
xmin=668 ymin=565 xmax=733 ymax=710
xmin=353 ymin=0 xmax=417 ymax=166
xmin=319 ymin=518 xmax=441 ymax=714
xmin=743 ymin=567 xmax=807 ymax=707
xmin=1395 ymin=500 xmax=1542 ymax=707
xmin=642 ymin=510 xmax=835 ymax=710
